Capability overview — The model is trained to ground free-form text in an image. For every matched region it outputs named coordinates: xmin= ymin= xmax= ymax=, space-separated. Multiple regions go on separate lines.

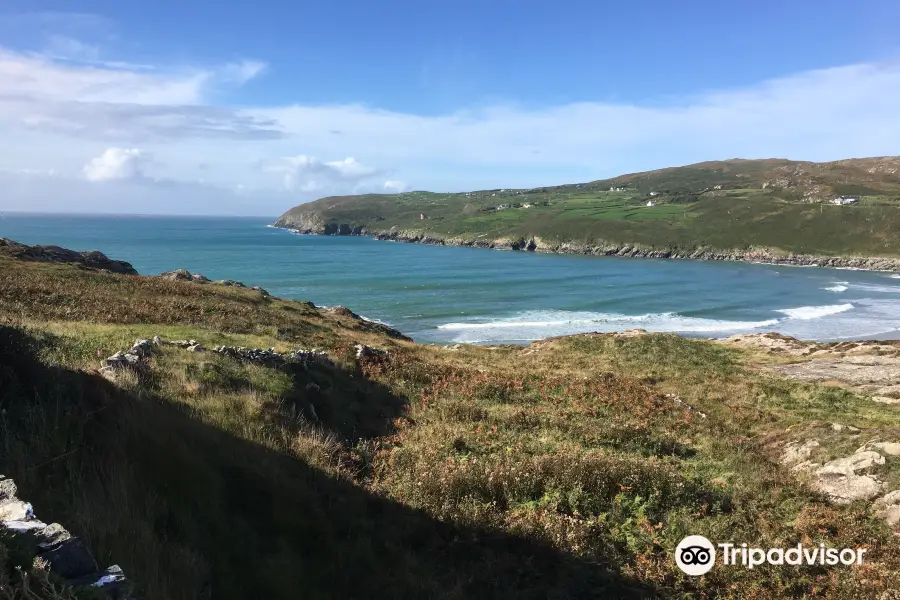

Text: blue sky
xmin=0 ymin=1 xmax=899 ymax=215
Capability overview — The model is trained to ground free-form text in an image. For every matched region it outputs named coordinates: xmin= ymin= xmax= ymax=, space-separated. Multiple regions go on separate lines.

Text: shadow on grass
xmin=0 ymin=326 xmax=660 ymax=600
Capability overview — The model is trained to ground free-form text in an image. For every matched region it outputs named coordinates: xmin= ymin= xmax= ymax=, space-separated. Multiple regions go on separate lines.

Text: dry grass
xmin=2 ymin=260 xmax=900 ymax=599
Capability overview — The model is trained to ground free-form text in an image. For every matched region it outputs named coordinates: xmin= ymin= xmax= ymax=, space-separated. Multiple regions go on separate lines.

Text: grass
xmin=276 ymin=157 xmax=900 ymax=258
xmin=2 ymin=260 xmax=900 ymax=598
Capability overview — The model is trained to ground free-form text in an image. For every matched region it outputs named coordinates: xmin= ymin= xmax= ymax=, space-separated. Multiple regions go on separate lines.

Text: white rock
xmin=811 ymin=470 xmax=885 ymax=503
xmin=0 ymin=500 xmax=33 ymax=521
xmin=881 ymin=505 xmax=900 ymax=526
xmin=873 ymin=442 xmax=900 ymax=456
xmin=831 ymin=423 xmax=860 ymax=433
xmin=781 ymin=439 xmax=820 ymax=466
xmin=820 ymin=451 xmax=884 ymax=473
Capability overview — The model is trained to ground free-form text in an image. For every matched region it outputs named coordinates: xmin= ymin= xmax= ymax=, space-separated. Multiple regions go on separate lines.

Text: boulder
xmin=191 ymin=273 xmax=210 ymax=283
xmin=872 ymin=442 xmax=900 ymax=456
xmin=0 ymin=477 xmax=17 ymax=500
xmin=128 ymin=339 xmax=154 ymax=357
xmin=811 ymin=470 xmax=885 ymax=503
xmin=38 ymin=537 xmax=99 ymax=578
xmin=831 ymin=423 xmax=861 ymax=433
xmin=0 ymin=498 xmax=33 ymax=520
xmin=874 ymin=490 xmax=900 ymax=526
xmin=158 ymin=269 xmax=192 ymax=281
xmin=68 ymin=564 xmax=132 ymax=599
xmin=810 ymin=451 xmax=887 ymax=503
xmin=215 ymin=279 xmax=246 ymax=288
xmin=32 ymin=523 xmax=74 ymax=550
xmin=821 ymin=451 xmax=884 ymax=472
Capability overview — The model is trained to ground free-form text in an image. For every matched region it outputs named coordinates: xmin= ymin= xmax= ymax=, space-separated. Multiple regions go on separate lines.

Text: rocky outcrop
xmin=321 ymin=306 xmax=412 ymax=341
xmin=274 ymin=224 xmax=900 ymax=272
xmin=0 ymin=474 xmax=133 ymax=598
xmin=722 ymin=334 xmax=900 ymax=404
xmin=0 ymin=238 xmax=138 ymax=275
xmin=808 ymin=451 xmax=887 ymax=503
xmin=157 ymin=270 xmax=269 ymax=295
xmin=781 ymin=434 xmax=900 ymax=528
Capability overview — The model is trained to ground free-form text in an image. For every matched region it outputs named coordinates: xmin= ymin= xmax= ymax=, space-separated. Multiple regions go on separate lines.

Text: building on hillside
xmin=649 ymin=191 xmax=659 ymax=197
xmin=646 ymin=200 xmax=655 ymax=207
xmin=420 ymin=213 xmax=427 ymax=219
xmin=831 ymin=196 xmax=860 ymax=205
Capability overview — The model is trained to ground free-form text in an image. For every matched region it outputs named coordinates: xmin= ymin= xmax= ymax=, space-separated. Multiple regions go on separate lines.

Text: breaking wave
xmin=775 ymin=303 xmax=854 ymax=320
xmin=436 ymin=302 xmax=882 ymax=344
xmin=437 ymin=310 xmax=779 ymax=343
xmin=822 ymin=282 xmax=849 ymax=292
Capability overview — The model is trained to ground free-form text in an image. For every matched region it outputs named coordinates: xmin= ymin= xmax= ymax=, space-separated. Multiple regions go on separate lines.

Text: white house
xmin=649 ymin=192 xmax=659 ymax=197
xmin=646 ymin=201 xmax=655 ymax=207
xmin=832 ymin=196 xmax=860 ymax=205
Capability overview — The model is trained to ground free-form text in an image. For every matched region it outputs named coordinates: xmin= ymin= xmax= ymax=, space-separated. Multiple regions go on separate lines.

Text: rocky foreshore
xmin=274 ymin=224 xmax=900 ymax=272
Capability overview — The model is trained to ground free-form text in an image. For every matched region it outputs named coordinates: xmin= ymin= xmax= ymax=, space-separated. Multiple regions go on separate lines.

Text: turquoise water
xmin=2 ymin=213 xmax=900 ymax=344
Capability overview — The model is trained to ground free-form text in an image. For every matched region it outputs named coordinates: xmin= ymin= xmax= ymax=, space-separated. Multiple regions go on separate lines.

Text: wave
xmin=822 ymin=282 xmax=848 ymax=292
xmin=890 ymin=274 xmax=900 ymax=279
xmin=437 ymin=310 xmax=780 ymax=343
xmin=775 ymin=303 xmax=854 ymax=320
xmin=437 ymin=302 xmax=872 ymax=344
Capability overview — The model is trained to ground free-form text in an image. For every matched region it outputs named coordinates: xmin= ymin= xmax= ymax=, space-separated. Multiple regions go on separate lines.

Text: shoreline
xmin=273 ymin=224 xmax=900 ymax=273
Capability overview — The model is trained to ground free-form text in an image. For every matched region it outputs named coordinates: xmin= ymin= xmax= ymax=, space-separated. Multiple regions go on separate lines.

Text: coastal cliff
xmin=274 ymin=155 xmax=900 ymax=270
xmin=274 ymin=224 xmax=900 ymax=272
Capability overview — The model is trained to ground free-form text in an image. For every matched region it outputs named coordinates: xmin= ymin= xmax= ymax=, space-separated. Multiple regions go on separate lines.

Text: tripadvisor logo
xmin=675 ymin=535 xmax=867 ymax=576
xmin=675 ymin=535 xmax=716 ymax=576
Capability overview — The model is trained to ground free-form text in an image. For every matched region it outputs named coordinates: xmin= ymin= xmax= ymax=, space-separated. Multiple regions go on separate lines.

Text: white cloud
xmin=83 ymin=147 xmax=147 ymax=181
xmin=383 ymin=180 xmax=407 ymax=192
xmin=265 ymin=155 xmax=383 ymax=192
xmin=219 ymin=60 xmax=267 ymax=85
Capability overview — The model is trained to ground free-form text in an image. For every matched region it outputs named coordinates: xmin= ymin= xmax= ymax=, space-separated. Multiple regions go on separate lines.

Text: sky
xmin=1 ymin=1 xmax=899 ymax=216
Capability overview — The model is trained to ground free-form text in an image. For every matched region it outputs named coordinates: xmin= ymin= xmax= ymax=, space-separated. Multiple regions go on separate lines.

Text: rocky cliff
xmin=275 ymin=225 xmax=900 ymax=272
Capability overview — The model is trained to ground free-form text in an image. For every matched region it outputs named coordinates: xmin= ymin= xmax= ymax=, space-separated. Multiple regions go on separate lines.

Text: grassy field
xmin=2 ymin=258 xmax=900 ymax=598
xmin=276 ymin=157 xmax=900 ymax=258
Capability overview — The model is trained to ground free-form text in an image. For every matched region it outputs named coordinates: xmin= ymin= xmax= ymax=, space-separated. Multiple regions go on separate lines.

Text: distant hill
xmin=275 ymin=157 xmax=900 ymax=263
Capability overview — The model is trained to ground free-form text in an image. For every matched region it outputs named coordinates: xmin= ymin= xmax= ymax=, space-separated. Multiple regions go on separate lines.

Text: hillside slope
xmin=275 ymin=157 xmax=900 ymax=263
xmin=3 ymin=246 xmax=900 ymax=598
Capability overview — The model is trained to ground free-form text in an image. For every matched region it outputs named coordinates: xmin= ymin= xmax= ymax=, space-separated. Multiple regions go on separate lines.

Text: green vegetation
xmin=276 ymin=157 xmax=900 ymax=257
xmin=2 ymin=258 xmax=900 ymax=598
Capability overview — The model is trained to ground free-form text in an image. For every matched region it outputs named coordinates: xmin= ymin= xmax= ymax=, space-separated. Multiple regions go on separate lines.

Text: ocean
xmin=2 ymin=213 xmax=900 ymax=344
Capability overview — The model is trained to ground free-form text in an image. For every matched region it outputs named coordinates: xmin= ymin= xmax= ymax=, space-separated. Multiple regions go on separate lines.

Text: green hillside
xmin=275 ymin=157 xmax=900 ymax=259
xmin=3 ymin=251 xmax=900 ymax=598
